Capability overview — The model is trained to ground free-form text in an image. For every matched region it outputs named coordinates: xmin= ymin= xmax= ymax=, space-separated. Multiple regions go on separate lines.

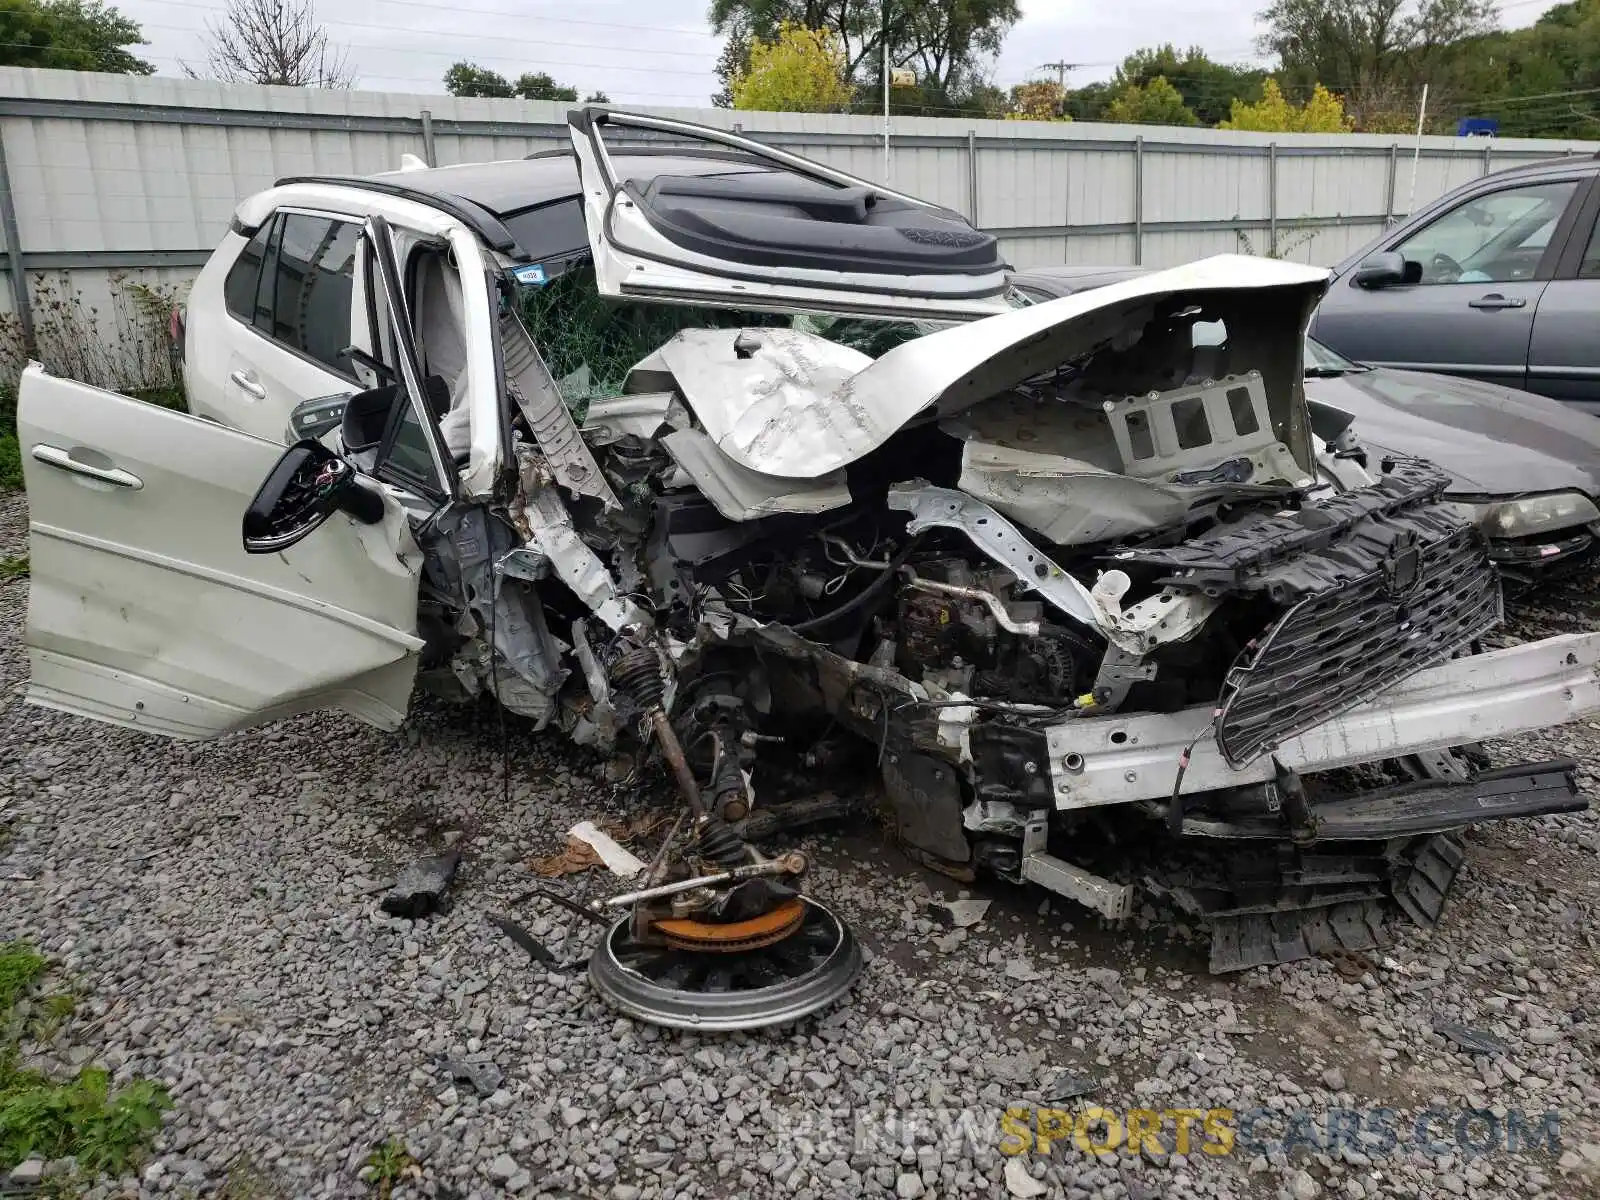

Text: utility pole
xmin=1038 ymin=60 xmax=1079 ymax=91
xmin=883 ymin=1 xmax=891 ymax=181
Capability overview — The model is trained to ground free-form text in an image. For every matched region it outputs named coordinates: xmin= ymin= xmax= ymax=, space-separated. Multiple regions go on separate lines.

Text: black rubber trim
xmin=275 ymin=176 xmax=529 ymax=260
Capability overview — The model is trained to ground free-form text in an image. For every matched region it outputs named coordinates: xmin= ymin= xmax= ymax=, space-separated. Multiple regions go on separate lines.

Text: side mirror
xmin=1353 ymin=251 xmax=1420 ymax=289
xmin=242 ymin=439 xmax=385 ymax=554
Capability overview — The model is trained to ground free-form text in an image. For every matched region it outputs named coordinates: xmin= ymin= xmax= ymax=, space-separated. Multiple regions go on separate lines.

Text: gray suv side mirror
xmin=1353 ymin=251 xmax=1423 ymax=289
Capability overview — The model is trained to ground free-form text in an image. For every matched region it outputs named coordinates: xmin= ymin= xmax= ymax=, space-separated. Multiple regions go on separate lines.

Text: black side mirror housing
xmin=1353 ymin=251 xmax=1421 ymax=289
xmin=242 ymin=439 xmax=385 ymax=554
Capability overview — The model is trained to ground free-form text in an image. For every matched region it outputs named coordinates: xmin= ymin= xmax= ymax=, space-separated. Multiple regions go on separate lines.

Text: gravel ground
xmin=3 ymin=486 xmax=1600 ymax=1200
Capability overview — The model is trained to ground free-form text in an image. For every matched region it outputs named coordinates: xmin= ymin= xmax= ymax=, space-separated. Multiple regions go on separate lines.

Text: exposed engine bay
xmin=408 ymin=257 xmax=1588 ymax=1022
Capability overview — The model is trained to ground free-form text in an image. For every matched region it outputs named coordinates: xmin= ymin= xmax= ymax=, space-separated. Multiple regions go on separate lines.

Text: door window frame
xmin=1360 ymin=174 xmax=1593 ymax=288
xmin=223 ymin=205 xmax=363 ymax=382
xmin=357 ymin=215 xmax=457 ymax=505
xmin=1550 ymin=175 xmax=1600 ymax=280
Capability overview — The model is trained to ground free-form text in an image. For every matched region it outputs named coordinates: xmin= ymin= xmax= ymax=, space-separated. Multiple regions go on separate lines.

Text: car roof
xmin=1475 ymin=150 xmax=1600 ymax=186
xmin=291 ymin=149 xmax=771 ymax=219
xmin=274 ymin=148 xmax=779 ymax=262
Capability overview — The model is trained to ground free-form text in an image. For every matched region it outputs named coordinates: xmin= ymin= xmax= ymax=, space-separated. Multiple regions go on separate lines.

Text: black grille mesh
xmin=1214 ymin=523 xmax=1502 ymax=767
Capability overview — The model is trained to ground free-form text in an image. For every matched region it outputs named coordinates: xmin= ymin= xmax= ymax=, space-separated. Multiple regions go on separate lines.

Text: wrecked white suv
xmin=18 ymin=111 xmax=1600 ymax=1024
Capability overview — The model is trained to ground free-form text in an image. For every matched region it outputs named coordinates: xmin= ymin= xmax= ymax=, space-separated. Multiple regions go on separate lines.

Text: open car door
xmin=568 ymin=108 xmax=1012 ymax=321
xmin=20 ymin=371 xmax=424 ymax=738
xmin=20 ymin=217 xmax=454 ymax=740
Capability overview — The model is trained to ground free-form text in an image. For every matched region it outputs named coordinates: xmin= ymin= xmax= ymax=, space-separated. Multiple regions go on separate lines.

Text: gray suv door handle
xmin=1468 ymin=294 xmax=1527 ymax=310
xmin=229 ymin=369 xmax=267 ymax=399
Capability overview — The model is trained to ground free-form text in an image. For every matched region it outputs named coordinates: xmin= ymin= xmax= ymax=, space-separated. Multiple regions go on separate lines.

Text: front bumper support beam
xmin=1046 ymin=632 xmax=1600 ymax=809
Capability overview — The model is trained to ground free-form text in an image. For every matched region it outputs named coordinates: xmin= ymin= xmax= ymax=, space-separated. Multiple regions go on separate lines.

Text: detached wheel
xmin=588 ymin=898 xmax=862 ymax=1031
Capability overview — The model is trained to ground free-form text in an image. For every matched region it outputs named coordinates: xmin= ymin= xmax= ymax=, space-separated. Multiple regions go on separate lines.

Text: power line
xmin=133 ymin=0 xmax=722 ymax=40
xmin=130 ymin=17 xmax=720 ymax=77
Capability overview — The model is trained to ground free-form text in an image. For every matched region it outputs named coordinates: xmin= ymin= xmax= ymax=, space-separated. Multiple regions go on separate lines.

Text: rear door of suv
xmin=186 ymin=207 xmax=363 ymax=441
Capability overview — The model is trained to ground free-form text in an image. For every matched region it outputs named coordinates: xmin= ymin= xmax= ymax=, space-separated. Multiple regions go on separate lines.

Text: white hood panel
xmin=646 ymin=255 xmax=1332 ymax=482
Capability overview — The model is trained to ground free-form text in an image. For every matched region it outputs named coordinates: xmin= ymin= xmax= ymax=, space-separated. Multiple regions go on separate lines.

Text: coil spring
xmin=608 ymin=645 xmax=665 ymax=710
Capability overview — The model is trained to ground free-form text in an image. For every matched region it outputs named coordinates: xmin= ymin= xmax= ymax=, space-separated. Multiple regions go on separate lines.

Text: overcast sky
xmin=120 ymin=0 xmax=1562 ymax=106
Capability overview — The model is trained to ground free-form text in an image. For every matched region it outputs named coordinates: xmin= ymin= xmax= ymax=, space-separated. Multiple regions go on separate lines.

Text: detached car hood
xmin=1312 ymin=368 xmax=1600 ymax=497
xmin=638 ymin=255 xmax=1331 ymax=481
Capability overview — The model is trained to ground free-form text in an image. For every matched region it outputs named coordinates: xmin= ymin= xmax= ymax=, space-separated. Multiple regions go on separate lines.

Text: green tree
xmin=1112 ymin=44 xmax=1266 ymax=126
xmin=1061 ymin=80 xmax=1114 ymax=121
xmin=514 ymin=71 xmax=578 ymax=101
xmin=1007 ymin=78 xmax=1067 ymax=119
xmin=1104 ymin=75 xmax=1200 ymax=126
xmin=707 ymin=0 xmax=1018 ymax=100
xmin=0 ymin=0 xmax=153 ymax=73
xmin=1460 ymin=0 xmax=1600 ymax=136
xmin=444 ymin=61 xmax=514 ymax=97
xmin=443 ymin=62 xmax=584 ymax=101
xmin=712 ymin=24 xmax=752 ymax=106
xmin=1221 ymin=78 xmax=1352 ymax=130
xmin=1256 ymin=0 xmax=1496 ymax=127
xmin=732 ymin=21 xmax=853 ymax=112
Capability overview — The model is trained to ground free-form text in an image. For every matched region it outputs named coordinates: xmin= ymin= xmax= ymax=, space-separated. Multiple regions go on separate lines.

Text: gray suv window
xmin=1580 ymin=214 xmax=1600 ymax=280
xmin=1394 ymin=180 xmax=1579 ymax=285
xmin=223 ymin=212 xmax=360 ymax=378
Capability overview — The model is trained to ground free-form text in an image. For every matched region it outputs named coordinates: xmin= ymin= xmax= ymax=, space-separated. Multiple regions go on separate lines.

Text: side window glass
xmin=271 ymin=214 xmax=360 ymax=377
xmin=252 ymin=216 xmax=283 ymax=331
xmin=1395 ymin=180 xmax=1578 ymax=285
xmin=1579 ymin=216 xmax=1600 ymax=280
xmin=223 ymin=220 xmax=273 ymax=322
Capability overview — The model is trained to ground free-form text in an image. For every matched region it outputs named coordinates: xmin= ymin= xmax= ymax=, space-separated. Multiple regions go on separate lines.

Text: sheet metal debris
xmin=379 ymin=851 xmax=460 ymax=919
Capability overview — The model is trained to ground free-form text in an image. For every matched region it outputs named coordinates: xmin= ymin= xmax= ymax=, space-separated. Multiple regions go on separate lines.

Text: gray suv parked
xmin=1310 ymin=153 xmax=1600 ymax=412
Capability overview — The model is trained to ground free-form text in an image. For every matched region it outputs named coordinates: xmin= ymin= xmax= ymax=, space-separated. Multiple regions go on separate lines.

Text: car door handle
xmin=1468 ymin=294 xmax=1527 ymax=310
xmin=31 ymin=444 xmax=144 ymax=489
xmin=229 ymin=369 xmax=267 ymax=399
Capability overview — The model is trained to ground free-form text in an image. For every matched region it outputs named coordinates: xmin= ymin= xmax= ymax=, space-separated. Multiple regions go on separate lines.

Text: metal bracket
xmin=887 ymin=483 xmax=1099 ymax=628
xmin=502 ymin=311 xmax=621 ymax=511
xmin=1020 ymin=816 xmax=1134 ymax=921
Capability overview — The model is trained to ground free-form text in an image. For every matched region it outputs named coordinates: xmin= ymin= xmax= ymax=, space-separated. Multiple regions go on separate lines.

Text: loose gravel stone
xmin=4 ymin=487 xmax=1600 ymax=1200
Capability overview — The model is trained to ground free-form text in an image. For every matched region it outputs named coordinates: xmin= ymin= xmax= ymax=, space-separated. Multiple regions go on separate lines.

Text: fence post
xmin=419 ymin=108 xmax=437 ymax=167
xmin=1482 ymin=140 xmax=1492 ymax=176
xmin=966 ymin=128 xmax=979 ymax=225
xmin=1268 ymin=141 xmax=1278 ymax=254
xmin=1385 ymin=142 xmax=1399 ymax=225
xmin=0 ymin=122 xmax=34 ymax=356
xmin=1133 ymin=135 xmax=1144 ymax=266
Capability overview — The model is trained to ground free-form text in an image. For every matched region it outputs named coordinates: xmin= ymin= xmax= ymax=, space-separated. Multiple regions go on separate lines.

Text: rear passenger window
xmin=1580 ymin=217 xmax=1600 ymax=280
xmin=222 ymin=211 xmax=359 ymax=379
xmin=223 ymin=223 xmax=271 ymax=322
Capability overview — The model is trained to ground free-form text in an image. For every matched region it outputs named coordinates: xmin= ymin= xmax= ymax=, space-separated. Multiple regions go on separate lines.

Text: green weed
xmin=362 ymin=1138 xmax=418 ymax=1198
xmin=0 ymin=943 xmax=47 ymax=1012
xmin=0 ymin=554 xmax=28 ymax=581
xmin=0 ymin=940 xmax=171 ymax=1176
xmin=0 ymin=383 xmax=17 ymax=492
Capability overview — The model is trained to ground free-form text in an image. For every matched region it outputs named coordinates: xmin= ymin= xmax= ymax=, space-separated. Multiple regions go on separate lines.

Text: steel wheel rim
xmin=588 ymin=897 xmax=862 ymax=1031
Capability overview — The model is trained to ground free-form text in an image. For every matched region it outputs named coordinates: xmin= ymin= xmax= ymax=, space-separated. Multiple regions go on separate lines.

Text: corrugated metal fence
xmin=0 ymin=66 xmax=1594 ymax=386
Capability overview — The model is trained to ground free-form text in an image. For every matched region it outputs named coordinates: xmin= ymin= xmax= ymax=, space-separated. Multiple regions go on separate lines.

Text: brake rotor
xmin=652 ymin=897 xmax=807 ymax=952
xmin=589 ymin=898 xmax=863 ymax=1031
